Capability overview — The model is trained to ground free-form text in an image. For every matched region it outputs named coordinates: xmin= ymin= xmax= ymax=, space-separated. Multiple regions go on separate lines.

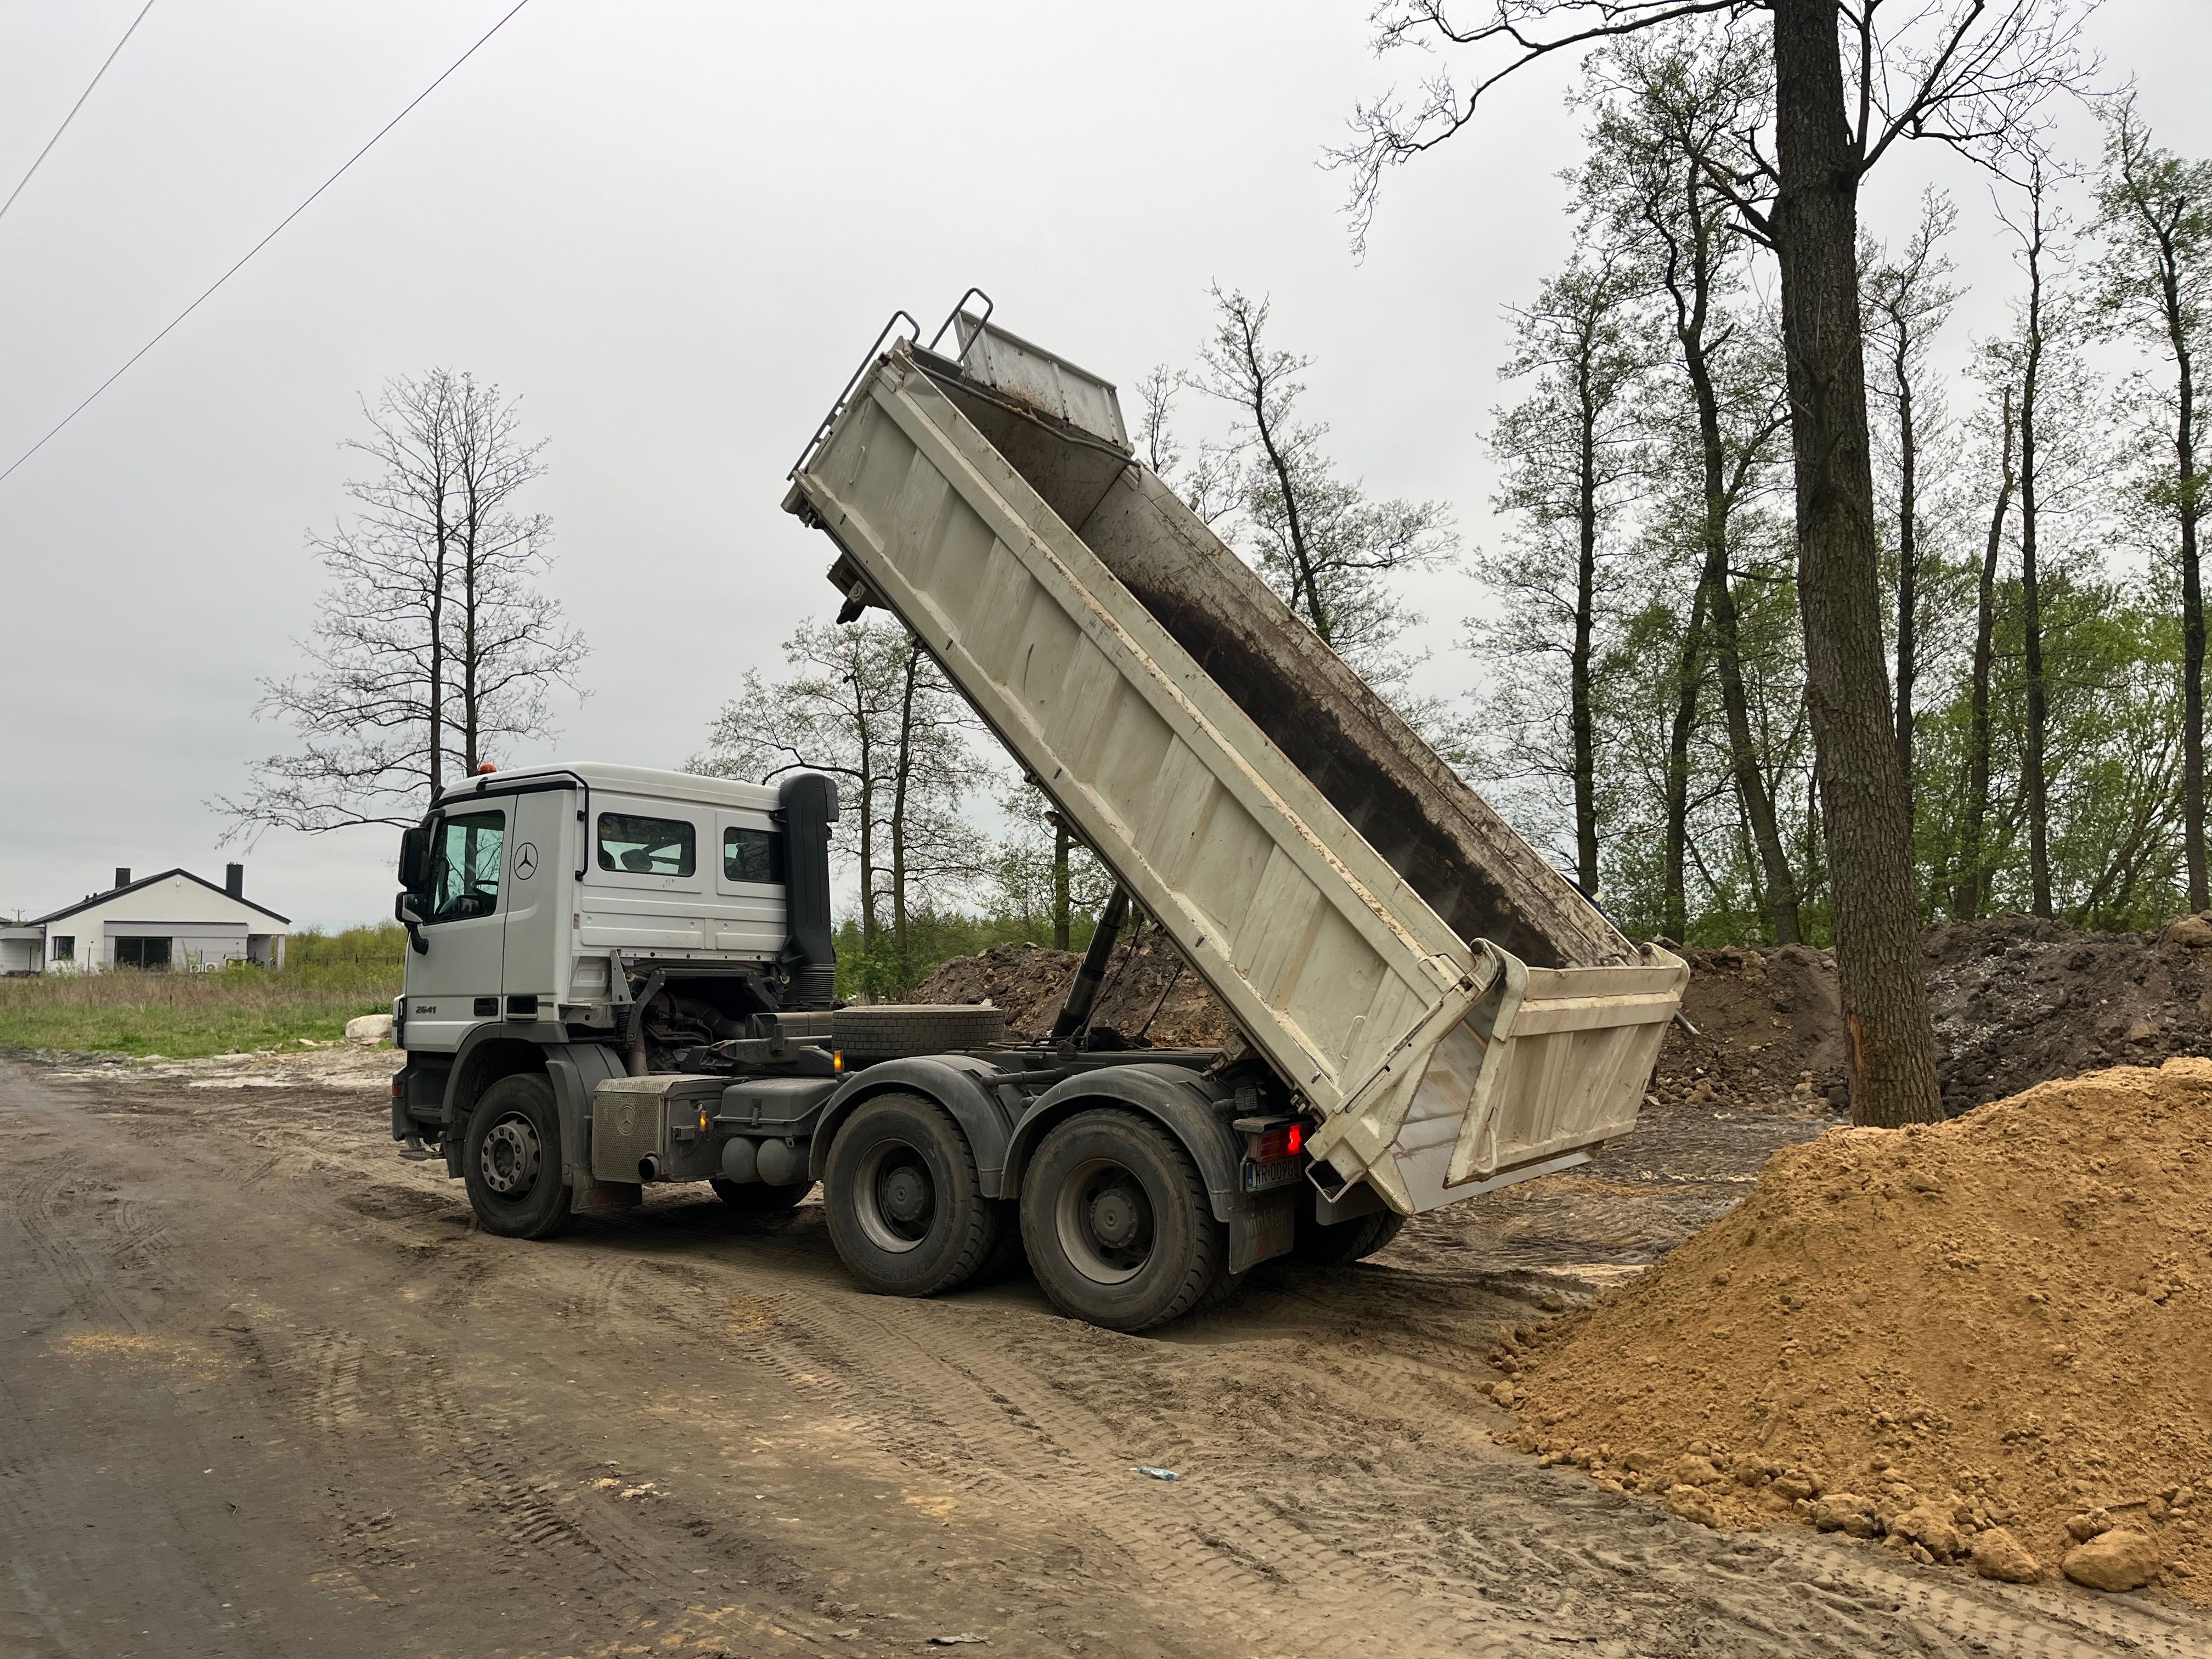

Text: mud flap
xmin=1228 ymin=1186 xmax=1300 ymax=1275
xmin=571 ymin=1181 xmax=642 ymax=1215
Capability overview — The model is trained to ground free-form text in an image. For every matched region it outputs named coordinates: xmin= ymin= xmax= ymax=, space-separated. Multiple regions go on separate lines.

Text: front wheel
xmin=822 ymin=1093 xmax=999 ymax=1296
xmin=1020 ymin=1108 xmax=1226 ymax=1331
xmin=462 ymin=1072 xmax=573 ymax=1239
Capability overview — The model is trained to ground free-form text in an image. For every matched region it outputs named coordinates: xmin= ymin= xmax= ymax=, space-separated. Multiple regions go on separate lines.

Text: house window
xmin=115 ymin=936 xmax=173 ymax=970
xmin=598 ymin=813 xmax=695 ymax=877
xmin=52 ymin=935 xmax=74 ymax=962
xmin=723 ymin=827 xmax=784 ymax=885
xmin=427 ymin=810 xmax=505 ymax=923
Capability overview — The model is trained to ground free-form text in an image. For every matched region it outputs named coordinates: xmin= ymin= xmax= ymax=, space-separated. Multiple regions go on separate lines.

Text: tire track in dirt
xmin=587 ymin=1201 xmax=2208 ymax=1659
xmin=21 ymin=1063 xmax=2210 ymax=1658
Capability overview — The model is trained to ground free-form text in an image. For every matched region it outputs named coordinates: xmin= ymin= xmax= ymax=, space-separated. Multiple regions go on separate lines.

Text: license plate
xmin=1242 ymin=1155 xmax=1304 ymax=1194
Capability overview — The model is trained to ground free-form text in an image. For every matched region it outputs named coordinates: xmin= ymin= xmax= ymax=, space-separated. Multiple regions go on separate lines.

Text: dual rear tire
xmin=819 ymin=1098 xmax=1232 ymax=1331
xmin=1017 ymin=1108 xmax=1231 ymax=1331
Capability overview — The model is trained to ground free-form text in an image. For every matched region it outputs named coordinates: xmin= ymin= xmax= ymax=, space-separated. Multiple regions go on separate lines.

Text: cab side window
xmin=427 ymin=811 xmax=505 ymax=922
xmin=724 ymin=826 xmax=784 ymax=885
xmin=598 ymin=812 xmax=695 ymax=877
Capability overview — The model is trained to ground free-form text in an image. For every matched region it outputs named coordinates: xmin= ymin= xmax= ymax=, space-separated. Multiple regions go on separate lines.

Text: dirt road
xmin=5 ymin=1056 xmax=2205 ymax=1659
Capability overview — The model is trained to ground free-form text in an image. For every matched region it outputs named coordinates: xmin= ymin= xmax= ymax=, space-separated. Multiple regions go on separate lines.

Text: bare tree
xmin=1954 ymin=371 xmax=2016 ymax=921
xmin=693 ymin=618 xmax=993 ymax=994
xmin=1188 ymin=286 xmax=1458 ymax=689
xmin=1478 ymin=253 xmax=1654 ymax=894
xmin=2094 ymin=89 xmax=2212 ymax=910
xmin=1582 ymin=26 xmax=1803 ymax=941
xmin=1864 ymin=189 xmax=1961 ymax=805
xmin=1332 ymin=0 xmax=2096 ymax=1127
xmin=219 ymin=371 xmax=585 ymax=836
xmin=1996 ymin=159 xmax=2070 ymax=917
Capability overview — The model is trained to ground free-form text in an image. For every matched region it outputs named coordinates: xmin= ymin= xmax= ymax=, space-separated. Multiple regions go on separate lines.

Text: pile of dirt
xmin=1927 ymin=915 xmax=2212 ymax=1111
xmin=1652 ymin=914 xmax=2212 ymax=1116
xmin=1647 ymin=944 xmax=1846 ymax=1112
xmin=911 ymin=928 xmax=1235 ymax=1049
xmin=916 ymin=911 xmax=2212 ymax=1110
xmin=1493 ymin=1058 xmax=2212 ymax=1599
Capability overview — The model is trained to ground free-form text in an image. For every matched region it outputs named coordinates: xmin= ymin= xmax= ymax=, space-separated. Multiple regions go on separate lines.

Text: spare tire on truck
xmin=831 ymin=1004 xmax=1005 ymax=1060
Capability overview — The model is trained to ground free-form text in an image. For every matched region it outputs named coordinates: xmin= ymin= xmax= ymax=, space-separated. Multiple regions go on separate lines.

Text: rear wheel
xmin=1287 ymin=1207 xmax=1406 ymax=1268
xmin=462 ymin=1072 xmax=573 ymax=1239
xmin=710 ymin=1177 xmax=815 ymax=1213
xmin=1020 ymin=1108 xmax=1226 ymax=1331
xmin=822 ymin=1093 xmax=998 ymax=1296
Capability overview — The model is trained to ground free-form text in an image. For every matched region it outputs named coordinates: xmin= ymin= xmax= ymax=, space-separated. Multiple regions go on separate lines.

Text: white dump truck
xmin=389 ymin=298 xmax=1685 ymax=1330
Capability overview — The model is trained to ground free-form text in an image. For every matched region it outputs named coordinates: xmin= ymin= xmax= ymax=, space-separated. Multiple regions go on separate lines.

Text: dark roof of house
xmin=25 ymin=867 xmax=291 ymax=929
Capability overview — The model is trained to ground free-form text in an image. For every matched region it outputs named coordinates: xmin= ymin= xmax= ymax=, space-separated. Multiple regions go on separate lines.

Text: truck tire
xmin=831 ymin=1005 xmax=1005 ymax=1059
xmin=1020 ymin=1107 xmax=1227 ymax=1331
xmin=1288 ymin=1208 xmax=1406 ymax=1268
xmin=822 ymin=1092 xmax=999 ymax=1296
xmin=462 ymin=1072 xmax=574 ymax=1240
xmin=709 ymin=1177 xmax=816 ymax=1214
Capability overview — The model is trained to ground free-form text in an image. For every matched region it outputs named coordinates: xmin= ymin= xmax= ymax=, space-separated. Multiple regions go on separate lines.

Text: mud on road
xmin=5 ymin=1056 xmax=2205 ymax=1659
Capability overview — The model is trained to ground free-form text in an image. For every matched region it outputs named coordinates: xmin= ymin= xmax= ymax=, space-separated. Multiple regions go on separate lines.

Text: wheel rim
xmin=479 ymin=1110 xmax=541 ymax=1198
xmin=1054 ymin=1156 xmax=1155 ymax=1285
xmin=854 ymin=1138 xmax=935 ymax=1254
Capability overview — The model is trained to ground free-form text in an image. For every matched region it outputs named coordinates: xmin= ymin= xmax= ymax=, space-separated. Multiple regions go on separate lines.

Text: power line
xmin=0 ymin=0 xmax=160 ymax=228
xmin=0 ymin=0 xmax=536 ymax=487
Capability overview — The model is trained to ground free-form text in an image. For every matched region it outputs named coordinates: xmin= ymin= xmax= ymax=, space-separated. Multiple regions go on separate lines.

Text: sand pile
xmin=1495 ymin=1059 xmax=2212 ymax=1598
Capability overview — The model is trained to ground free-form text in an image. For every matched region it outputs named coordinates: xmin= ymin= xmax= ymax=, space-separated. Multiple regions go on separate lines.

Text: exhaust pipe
xmin=778 ymin=774 xmax=839 ymax=1009
xmin=637 ymin=1154 xmax=661 ymax=1182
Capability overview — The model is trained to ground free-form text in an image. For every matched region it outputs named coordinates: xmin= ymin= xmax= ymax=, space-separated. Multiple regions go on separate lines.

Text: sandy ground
xmin=5 ymin=1052 xmax=2208 ymax=1658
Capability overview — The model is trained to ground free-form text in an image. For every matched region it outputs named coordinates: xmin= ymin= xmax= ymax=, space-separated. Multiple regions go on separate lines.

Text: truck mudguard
xmin=1002 ymin=1064 xmax=1244 ymax=1223
xmin=808 ymin=1056 xmax=1020 ymax=1190
xmin=539 ymin=1041 xmax=628 ymax=1188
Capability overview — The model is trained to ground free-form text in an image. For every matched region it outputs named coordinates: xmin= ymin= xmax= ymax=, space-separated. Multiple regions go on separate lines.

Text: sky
xmin=3 ymin=0 xmax=2208 ymax=930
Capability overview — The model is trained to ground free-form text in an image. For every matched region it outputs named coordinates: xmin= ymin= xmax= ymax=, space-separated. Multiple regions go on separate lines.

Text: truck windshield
xmin=427 ymin=811 xmax=505 ymax=922
xmin=598 ymin=812 xmax=695 ymax=877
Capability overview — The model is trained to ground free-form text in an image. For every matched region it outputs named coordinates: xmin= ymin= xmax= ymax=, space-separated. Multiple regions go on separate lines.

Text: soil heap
xmin=1496 ymin=1059 xmax=2212 ymax=1598
xmin=912 ymin=929 xmax=1234 ymax=1049
xmin=1647 ymin=944 xmax=1845 ymax=1112
xmin=916 ymin=912 xmax=2212 ymax=1111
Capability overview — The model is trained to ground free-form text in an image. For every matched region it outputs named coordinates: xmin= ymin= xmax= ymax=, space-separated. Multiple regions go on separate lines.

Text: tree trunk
xmin=1679 ymin=328 xmax=1803 ymax=943
xmin=2020 ymin=199 xmax=2052 ymax=920
xmin=1770 ymin=0 xmax=1941 ymax=1126
xmin=1051 ymin=812 xmax=1073 ymax=950
xmin=890 ymin=644 xmax=919 ymax=994
xmin=1955 ymin=387 xmax=2015 ymax=921
xmin=2165 ymin=250 xmax=2208 ymax=909
xmin=1572 ymin=347 xmax=1601 ymax=896
xmin=460 ymin=482 xmax=482 ymax=776
xmin=852 ymin=677 xmax=879 ymax=955
xmin=427 ymin=502 xmax=447 ymax=800
xmin=1893 ymin=328 xmax=1918 ymax=809
xmin=1661 ymin=583 xmax=1709 ymax=944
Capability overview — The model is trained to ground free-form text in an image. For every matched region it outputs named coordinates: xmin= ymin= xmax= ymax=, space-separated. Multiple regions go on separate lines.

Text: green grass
xmin=0 ymin=923 xmax=407 ymax=1059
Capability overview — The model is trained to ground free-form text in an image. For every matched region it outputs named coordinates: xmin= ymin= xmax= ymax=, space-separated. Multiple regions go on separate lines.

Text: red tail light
xmin=1250 ymin=1123 xmax=1305 ymax=1163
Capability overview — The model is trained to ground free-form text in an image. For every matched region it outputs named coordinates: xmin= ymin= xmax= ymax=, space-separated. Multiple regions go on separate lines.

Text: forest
xmin=697 ymin=14 xmax=2208 ymax=1028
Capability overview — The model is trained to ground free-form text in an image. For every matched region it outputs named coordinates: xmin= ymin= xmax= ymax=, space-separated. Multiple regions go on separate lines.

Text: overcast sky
xmin=4 ymin=0 xmax=2208 ymax=929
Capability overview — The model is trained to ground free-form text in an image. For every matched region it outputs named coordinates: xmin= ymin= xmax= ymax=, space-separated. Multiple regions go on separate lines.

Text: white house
xmin=0 ymin=865 xmax=290 ymax=974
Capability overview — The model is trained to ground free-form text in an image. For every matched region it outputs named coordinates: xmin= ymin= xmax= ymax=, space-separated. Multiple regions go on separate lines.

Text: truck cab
xmin=388 ymin=761 xmax=1330 ymax=1330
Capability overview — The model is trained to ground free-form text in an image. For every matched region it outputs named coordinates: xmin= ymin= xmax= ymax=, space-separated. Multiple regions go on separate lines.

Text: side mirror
xmin=398 ymin=825 xmax=432 ymax=891
xmin=393 ymin=890 xmax=430 ymax=955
